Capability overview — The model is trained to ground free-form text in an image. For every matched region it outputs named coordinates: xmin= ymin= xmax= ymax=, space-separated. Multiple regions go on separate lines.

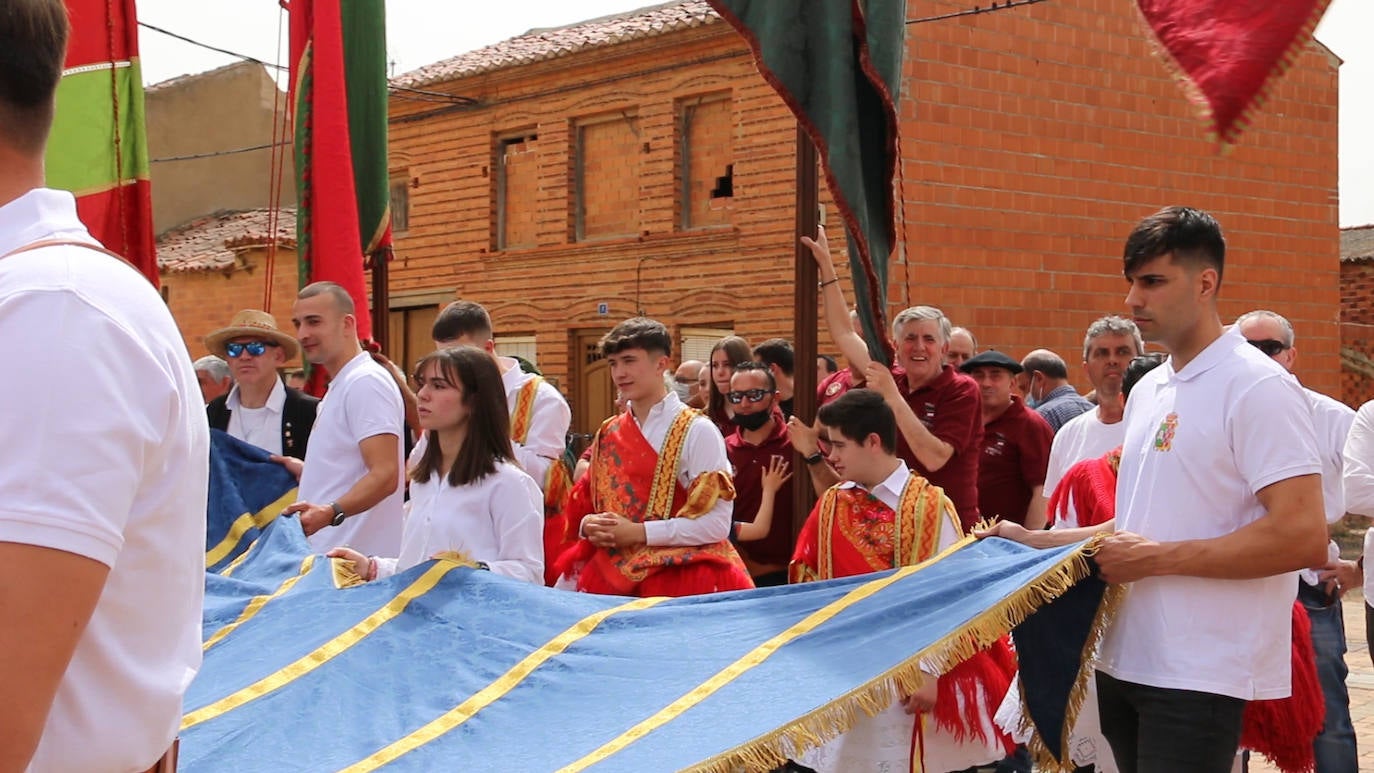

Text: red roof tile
xmin=157 ymin=209 xmax=296 ymax=274
xmin=391 ymin=0 xmax=719 ymax=88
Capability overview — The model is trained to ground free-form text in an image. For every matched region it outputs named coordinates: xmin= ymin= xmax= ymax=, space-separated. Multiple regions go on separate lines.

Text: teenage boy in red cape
xmin=790 ymin=388 xmax=1014 ymax=772
xmin=553 ymin=317 xmax=753 ymax=596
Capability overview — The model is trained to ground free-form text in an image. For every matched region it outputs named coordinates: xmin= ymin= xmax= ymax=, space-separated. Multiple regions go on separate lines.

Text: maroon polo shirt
xmin=726 ymin=410 xmax=799 ymax=570
xmin=900 ymin=364 xmax=983 ymax=531
xmin=977 ymin=397 xmax=1053 ymax=526
xmin=817 ymin=364 xmax=907 ymax=408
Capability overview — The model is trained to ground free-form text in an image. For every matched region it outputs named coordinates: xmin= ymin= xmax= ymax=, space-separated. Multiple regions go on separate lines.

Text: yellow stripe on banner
xmin=181 ymin=561 xmax=458 ymax=731
xmin=205 ymin=489 xmax=298 ymax=568
xmin=203 ymin=555 xmax=316 ymax=652
xmin=339 ymin=596 xmax=667 ymax=773
xmin=555 ymin=539 xmax=978 ymax=773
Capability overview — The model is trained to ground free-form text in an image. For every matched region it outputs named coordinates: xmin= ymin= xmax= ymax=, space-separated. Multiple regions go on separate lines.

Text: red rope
xmin=106 ymin=0 xmax=128 ymax=255
xmin=262 ymin=4 xmax=290 ymax=313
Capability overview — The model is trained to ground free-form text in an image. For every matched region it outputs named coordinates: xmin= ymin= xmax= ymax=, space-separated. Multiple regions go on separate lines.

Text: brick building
xmin=383 ymin=0 xmax=1339 ymax=435
xmin=1341 ymin=224 xmax=1374 ymax=407
xmin=158 ymin=209 xmax=302 ymax=364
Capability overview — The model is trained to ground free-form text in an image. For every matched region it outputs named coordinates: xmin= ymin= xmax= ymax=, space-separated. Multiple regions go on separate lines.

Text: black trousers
xmin=1096 ymin=671 xmax=1245 ymax=773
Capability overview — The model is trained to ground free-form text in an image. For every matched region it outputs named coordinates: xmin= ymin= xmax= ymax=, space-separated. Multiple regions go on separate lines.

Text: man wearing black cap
xmin=962 ymin=351 xmax=1053 ymax=527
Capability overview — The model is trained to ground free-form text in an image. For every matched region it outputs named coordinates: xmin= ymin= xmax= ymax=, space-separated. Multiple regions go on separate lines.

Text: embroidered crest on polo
xmin=825 ymin=381 xmax=842 ymax=396
xmin=1153 ymin=412 xmax=1179 ymax=452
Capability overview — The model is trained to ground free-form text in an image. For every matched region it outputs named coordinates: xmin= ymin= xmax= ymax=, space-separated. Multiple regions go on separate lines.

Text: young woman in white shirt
xmin=328 ymin=345 xmax=544 ymax=583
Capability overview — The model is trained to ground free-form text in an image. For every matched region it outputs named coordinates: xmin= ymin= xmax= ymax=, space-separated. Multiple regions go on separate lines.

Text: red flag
xmin=1137 ymin=0 xmax=1332 ymax=146
xmin=288 ymin=0 xmax=373 ymax=341
xmin=49 ymin=0 xmax=157 ymax=285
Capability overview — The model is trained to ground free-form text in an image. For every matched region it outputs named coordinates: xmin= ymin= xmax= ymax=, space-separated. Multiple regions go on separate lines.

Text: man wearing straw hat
xmin=205 ymin=309 xmax=320 ymax=458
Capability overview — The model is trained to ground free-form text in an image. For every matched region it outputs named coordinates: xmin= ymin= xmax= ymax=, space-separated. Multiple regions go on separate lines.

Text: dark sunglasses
xmin=1130 ymin=353 xmax=1166 ymax=367
xmin=226 ymin=340 xmax=281 ymax=358
xmin=1247 ymin=339 xmax=1287 ymax=357
xmin=726 ymin=388 xmax=772 ymax=404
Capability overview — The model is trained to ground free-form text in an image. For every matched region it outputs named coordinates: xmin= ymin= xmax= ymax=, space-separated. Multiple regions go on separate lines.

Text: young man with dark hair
xmin=554 ymin=317 xmax=752 ymax=596
xmin=982 ymin=206 xmax=1327 ymax=772
xmin=724 ymin=361 xmax=797 ymax=586
xmin=752 ymin=337 xmax=796 ymax=418
xmin=427 ymin=299 xmax=572 ymax=584
xmin=790 ymin=389 xmax=1010 ymax=772
xmin=0 ymin=3 xmax=208 ymax=769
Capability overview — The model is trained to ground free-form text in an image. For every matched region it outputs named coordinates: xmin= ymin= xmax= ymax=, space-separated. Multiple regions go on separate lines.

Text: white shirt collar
xmin=837 ymin=460 xmax=910 ymax=499
xmin=633 ymin=388 xmax=680 ymax=428
xmin=498 ymin=356 xmax=527 ymax=391
xmin=0 ymin=188 xmax=93 ymax=256
xmin=226 ymin=377 xmax=286 ymax=413
xmin=334 ymin=350 xmax=372 ymax=381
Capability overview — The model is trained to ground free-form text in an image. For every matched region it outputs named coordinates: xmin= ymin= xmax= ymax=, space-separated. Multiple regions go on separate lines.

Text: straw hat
xmin=204 ymin=309 xmax=299 ymax=361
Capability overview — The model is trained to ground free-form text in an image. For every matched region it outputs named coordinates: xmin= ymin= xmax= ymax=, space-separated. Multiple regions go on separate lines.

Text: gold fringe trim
xmin=432 ymin=550 xmax=482 ymax=569
xmin=332 ymin=556 xmax=367 ymax=589
xmin=1020 ymin=582 xmax=1125 ymax=773
xmin=681 ymin=534 xmax=1106 ymax=773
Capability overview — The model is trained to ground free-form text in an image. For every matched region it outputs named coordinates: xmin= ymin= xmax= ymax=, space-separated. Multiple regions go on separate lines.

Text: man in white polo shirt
xmin=981 ymin=206 xmax=1326 ymax=772
xmin=0 ymin=3 xmax=207 ymax=769
xmin=1236 ymin=309 xmax=1358 ymax=772
xmin=1040 ymin=315 xmax=1143 ymax=528
xmin=284 ymin=282 xmax=404 ymax=556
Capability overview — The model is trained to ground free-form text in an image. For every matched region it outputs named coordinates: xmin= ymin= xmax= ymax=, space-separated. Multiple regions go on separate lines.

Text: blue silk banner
xmin=185 ymin=432 xmax=1105 ymax=772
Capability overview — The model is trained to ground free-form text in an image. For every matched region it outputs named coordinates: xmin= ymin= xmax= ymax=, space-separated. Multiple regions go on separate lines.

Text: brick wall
xmin=899 ymin=0 xmax=1341 ymax=399
xmin=162 ymin=247 xmax=303 ymax=364
xmin=385 ymin=0 xmax=1339 ymax=428
xmin=1341 ymin=259 xmax=1374 ymax=408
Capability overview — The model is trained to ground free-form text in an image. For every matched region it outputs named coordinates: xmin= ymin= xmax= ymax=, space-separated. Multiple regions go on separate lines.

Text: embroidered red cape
xmin=553 ymin=408 xmax=752 ymax=597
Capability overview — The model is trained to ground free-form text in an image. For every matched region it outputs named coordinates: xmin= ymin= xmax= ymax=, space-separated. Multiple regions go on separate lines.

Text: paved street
xmin=1251 ymin=589 xmax=1373 ymax=772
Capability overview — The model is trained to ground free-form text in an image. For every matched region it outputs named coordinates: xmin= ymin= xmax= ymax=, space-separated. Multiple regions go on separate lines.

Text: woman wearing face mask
xmin=328 ymin=346 xmax=544 ymax=584
xmin=707 ymin=335 xmax=752 ymax=435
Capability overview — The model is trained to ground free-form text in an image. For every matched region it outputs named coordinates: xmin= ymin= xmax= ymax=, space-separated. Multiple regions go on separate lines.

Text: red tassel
xmin=1047 ymin=455 xmax=1117 ymax=528
xmin=931 ymin=637 xmax=1016 ymax=755
xmin=1238 ymin=602 xmax=1324 ymax=773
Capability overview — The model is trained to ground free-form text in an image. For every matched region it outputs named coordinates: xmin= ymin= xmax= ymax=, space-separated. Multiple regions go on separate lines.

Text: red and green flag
xmin=288 ymin=0 xmax=391 ymax=342
xmin=48 ymin=0 xmax=157 ymax=285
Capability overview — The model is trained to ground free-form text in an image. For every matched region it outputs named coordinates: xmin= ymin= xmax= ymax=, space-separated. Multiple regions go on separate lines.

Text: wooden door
xmin=574 ymin=330 xmax=616 ymax=439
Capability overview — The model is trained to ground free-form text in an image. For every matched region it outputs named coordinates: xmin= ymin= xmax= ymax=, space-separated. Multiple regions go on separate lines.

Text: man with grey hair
xmin=1236 ymin=309 xmax=1358 ymax=773
xmin=802 ymin=228 xmax=983 ymax=529
xmin=194 ymin=354 xmax=233 ymax=405
xmin=947 ymin=326 xmax=978 ymax=369
xmin=1039 ymin=316 xmax=1144 ymax=528
xmin=1021 ymin=349 xmax=1093 ymax=432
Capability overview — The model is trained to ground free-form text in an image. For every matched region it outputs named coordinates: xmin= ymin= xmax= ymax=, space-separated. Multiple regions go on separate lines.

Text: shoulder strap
xmin=509 ymin=376 xmax=543 ymax=444
xmin=816 ymin=486 xmax=843 ymax=580
xmin=2 ymin=238 xmax=135 ymax=268
xmin=643 ymin=408 xmax=700 ymax=521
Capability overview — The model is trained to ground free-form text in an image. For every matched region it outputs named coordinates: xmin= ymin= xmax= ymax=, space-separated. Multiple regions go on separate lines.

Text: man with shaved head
xmin=1021 ymin=348 xmax=1093 ymax=432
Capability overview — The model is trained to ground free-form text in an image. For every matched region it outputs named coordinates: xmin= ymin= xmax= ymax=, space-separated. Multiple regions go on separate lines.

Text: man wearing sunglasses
xmin=204 ymin=309 xmax=320 ymax=459
xmin=1236 ymin=309 xmax=1358 ymax=773
xmin=724 ymin=362 xmax=798 ymax=586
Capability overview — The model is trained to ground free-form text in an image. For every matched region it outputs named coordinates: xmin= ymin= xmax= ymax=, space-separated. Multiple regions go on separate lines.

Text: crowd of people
xmin=0 ymin=4 xmax=1368 ymax=773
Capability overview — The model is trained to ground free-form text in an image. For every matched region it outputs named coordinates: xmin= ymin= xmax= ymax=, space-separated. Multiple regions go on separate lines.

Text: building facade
xmin=383 ymin=0 xmax=1340 ymax=435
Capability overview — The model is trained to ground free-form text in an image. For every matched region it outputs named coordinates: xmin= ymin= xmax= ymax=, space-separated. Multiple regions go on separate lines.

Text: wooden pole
xmin=791 ymin=125 xmax=819 ymax=540
xmin=369 ymin=247 xmax=390 ymax=353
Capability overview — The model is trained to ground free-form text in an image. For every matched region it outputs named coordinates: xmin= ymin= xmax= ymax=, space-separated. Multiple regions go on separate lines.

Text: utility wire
xmin=150 ymin=141 xmax=289 ymax=163
xmin=138 ymin=20 xmax=477 ymax=105
xmin=138 ymin=21 xmax=287 ymax=71
xmin=907 ymin=0 xmax=1049 ymax=24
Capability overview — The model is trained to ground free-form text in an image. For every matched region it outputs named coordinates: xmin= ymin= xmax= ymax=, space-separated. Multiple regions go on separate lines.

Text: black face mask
xmin=731 ymin=409 xmax=772 ymax=431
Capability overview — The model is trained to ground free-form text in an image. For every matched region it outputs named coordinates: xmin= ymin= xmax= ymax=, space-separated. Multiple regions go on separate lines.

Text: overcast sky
xmin=134 ymin=0 xmax=1372 ymax=227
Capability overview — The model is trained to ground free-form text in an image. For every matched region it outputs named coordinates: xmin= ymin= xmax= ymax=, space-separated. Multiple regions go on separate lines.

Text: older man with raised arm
xmin=802 ymin=227 xmax=983 ymax=530
xmin=0 ymin=3 xmax=207 ymax=769
xmin=284 ymin=282 xmax=405 ymax=556
xmin=981 ymin=207 xmax=1326 ymax=773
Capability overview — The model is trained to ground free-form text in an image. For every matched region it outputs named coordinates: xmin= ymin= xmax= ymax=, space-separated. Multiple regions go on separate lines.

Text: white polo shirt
xmin=225 ymin=377 xmax=287 ymax=455
xmin=1342 ymin=400 xmax=1374 ymax=600
xmin=1298 ymin=388 xmax=1354 ymax=587
xmin=0 ymin=189 xmax=208 ymax=771
xmin=377 ymin=461 xmax=544 ymax=583
xmin=299 ymin=351 xmax=405 ymax=556
xmin=1097 ymin=328 xmax=1322 ymax=700
xmin=1043 ymin=408 xmax=1127 ymax=529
